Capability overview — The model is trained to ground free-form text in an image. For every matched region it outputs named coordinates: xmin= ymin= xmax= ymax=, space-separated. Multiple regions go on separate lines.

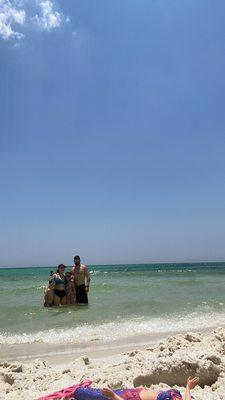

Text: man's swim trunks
xmin=75 ymin=284 xmax=88 ymax=304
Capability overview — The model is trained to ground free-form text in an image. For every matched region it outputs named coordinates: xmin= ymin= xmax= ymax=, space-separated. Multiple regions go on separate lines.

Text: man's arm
xmin=72 ymin=282 xmax=76 ymax=301
xmin=184 ymin=377 xmax=199 ymax=400
xmin=84 ymin=266 xmax=90 ymax=292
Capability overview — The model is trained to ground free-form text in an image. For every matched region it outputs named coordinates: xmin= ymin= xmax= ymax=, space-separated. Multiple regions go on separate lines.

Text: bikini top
xmin=54 ymin=274 xmax=66 ymax=285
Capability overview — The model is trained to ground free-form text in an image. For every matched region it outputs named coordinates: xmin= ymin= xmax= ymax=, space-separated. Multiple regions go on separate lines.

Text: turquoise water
xmin=1 ymin=263 xmax=225 ymax=345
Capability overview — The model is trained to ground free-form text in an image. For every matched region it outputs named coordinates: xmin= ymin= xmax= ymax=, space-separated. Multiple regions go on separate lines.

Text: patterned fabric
xmin=36 ymin=380 xmax=92 ymax=400
xmin=37 ymin=382 xmax=182 ymax=400
xmin=75 ymin=387 xmax=121 ymax=400
xmin=156 ymin=389 xmax=182 ymax=400
xmin=120 ymin=388 xmax=143 ymax=400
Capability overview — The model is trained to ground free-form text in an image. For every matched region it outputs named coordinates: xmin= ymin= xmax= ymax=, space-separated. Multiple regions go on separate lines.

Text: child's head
xmin=66 ymin=272 xmax=72 ymax=279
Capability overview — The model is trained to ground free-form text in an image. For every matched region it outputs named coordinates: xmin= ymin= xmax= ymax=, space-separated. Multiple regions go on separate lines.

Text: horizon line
xmin=1 ymin=260 xmax=225 ymax=270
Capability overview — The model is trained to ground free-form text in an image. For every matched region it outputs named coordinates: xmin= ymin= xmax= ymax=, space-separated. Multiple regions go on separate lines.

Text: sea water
xmin=0 ymin=263 xmax=225 ymax=347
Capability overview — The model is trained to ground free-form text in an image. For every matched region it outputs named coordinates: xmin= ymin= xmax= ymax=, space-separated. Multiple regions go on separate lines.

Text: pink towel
xmin=37 ymin=380 xmax=92 ymax=400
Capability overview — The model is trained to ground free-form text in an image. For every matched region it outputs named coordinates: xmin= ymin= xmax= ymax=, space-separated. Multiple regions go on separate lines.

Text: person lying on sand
xmin=75 ymin=377 xmax=199 ymax=400
xmin=37 ymin=377 xmax=199 ymax=400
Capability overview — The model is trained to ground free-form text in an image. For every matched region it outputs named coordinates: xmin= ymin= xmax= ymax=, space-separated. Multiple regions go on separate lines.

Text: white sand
xmin=1 ymin=328 xmax=225 ymax=400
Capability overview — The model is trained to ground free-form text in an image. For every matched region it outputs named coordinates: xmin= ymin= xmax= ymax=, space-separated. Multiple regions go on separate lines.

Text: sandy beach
xmin=1 ymin=263 xmax=225 ymax=399
xmin=1 ymin=327 xmax=225 ymax=400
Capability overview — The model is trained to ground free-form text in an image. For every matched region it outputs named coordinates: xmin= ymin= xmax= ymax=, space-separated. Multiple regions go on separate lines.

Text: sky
xmin=0 ymin=0 xmax=225 ymax=268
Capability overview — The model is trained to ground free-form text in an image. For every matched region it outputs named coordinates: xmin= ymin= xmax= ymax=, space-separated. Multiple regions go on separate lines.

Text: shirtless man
xmin=71 ymin=255 xmax=90 ymax=304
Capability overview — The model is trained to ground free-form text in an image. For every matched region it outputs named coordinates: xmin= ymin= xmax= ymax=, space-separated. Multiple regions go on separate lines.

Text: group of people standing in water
xmin=44 ymin=255 xmax=90 ymax=307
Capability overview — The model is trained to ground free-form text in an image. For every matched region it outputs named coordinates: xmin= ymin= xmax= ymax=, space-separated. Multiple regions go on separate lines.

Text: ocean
xmin=0 ymin=263 xmax=225 ymax=349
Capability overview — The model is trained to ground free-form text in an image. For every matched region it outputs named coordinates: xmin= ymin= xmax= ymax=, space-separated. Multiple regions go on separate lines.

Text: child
xmin=65 ymin=271 xmax=76 ymax=305
xmin=44 ymin=278 xmax=55 ymax=307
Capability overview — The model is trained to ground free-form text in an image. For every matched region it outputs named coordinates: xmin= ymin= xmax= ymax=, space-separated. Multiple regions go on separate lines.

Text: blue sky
xmin=1 ymin=0 xmax=225 ymax=267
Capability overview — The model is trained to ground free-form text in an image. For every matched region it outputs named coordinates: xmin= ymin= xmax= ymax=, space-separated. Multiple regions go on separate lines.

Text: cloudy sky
xmin=0 ymin=0 xmax=68 ymax=39
xmin=1 ymin=0 xmax=225 ymax=267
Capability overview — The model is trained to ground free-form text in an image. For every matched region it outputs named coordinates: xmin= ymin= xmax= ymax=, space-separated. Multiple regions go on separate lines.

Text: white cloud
xmin=0 ymin=0 xmax=25 ymax=39
xmin=0 ymin=0 xmax=69 ymax=40
xmin=33 ymin=0 xmax=62 ymax=31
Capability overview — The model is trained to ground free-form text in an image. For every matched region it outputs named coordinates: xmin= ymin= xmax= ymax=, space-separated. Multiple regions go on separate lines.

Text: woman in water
xmin=52 ymin=264 xmax=67 ymax=306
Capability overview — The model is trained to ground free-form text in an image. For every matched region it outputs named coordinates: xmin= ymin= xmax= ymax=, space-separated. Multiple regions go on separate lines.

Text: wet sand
xmin=1 ymin=327 xmax=225 ymax=399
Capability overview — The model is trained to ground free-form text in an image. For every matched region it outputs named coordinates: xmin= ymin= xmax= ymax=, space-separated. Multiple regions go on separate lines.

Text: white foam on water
xmin=1 ymin=310 xmax=225 ymax=345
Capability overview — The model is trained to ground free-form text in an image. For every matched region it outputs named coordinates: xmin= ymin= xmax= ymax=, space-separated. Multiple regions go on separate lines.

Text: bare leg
xmin=53 ymin=294 xmax=61 ymax=306
xmin=44 ymin=289 xmax=54 ymax=306
xmin=61 ymin=295 xmax=67 ymax=305
xmin=67 ymin=293 xmax=75 ymax=305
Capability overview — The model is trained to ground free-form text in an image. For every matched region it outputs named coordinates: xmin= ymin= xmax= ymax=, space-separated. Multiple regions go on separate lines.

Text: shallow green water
xmin=1 ymin=263 xmax=225 ymax=345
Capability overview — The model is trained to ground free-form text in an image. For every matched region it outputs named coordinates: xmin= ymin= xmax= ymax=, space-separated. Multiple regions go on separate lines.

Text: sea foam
xmin=1 ymin=310 xmax=225 ymax=345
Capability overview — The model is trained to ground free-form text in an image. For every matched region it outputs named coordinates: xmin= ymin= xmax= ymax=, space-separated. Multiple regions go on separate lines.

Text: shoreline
xmin=1 ymin=326 xmax=225 ymax=399
xmin=1 ymin=322 xmax=225 ymax=365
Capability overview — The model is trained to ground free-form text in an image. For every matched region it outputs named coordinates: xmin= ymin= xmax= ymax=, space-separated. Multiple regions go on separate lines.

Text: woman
xmin=52 ymin=264 xmax=67 ymax=306
xmin=76 ymin=377 xmax=199 ymax=400
xmin=37 ymin=377 xmax=199 ymax=400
